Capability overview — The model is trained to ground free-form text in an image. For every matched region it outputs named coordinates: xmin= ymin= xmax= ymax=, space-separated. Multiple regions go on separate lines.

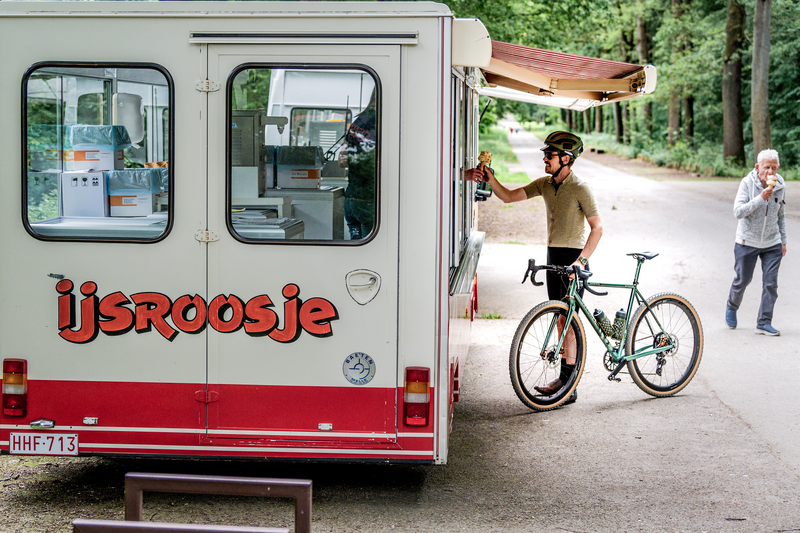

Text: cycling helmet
xmin=541 ymin=131 xmax=584 ymax=162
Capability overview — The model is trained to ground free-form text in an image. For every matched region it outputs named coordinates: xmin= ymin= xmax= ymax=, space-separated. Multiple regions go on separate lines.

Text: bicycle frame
xmin=549 ymin=258 xmax=676 ymax=367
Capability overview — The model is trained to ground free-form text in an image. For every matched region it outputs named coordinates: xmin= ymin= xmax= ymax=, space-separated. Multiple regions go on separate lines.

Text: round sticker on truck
xmin=343 ymin=352 xmax=376 ymax=385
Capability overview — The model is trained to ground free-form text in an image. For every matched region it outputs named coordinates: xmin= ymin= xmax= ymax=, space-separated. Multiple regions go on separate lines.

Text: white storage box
xmin=232 ymin=166 xmax=259 ymax=198
xmin=276 ymin=146 xmax=323 ymax=189
xmin=106 ymin=169 xmax=164 ymax=217
xmin=67 ymin=125 xmax=131 ymax=171
xmin=65 ymin=149 xmax=124 ymax=171
xmin=61 ymin=171 xmax=109 ymax=217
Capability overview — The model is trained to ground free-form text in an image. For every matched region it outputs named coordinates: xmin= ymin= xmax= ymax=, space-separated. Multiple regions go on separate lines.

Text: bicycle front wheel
xmin=509 ymin=300 xmax=586 ymax=411
xmin=625 ymin=293 xmax=703 ymax=397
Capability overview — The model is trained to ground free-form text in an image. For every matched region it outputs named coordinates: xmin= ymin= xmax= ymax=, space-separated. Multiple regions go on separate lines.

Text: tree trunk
xmin=683 ymin=95 xmax=694 ymax=144
xmin=613 ymin=103 xmax=624 ymax=144
xmin=723 ymin=0 xmax=746 ymax=165
xmin=595 ymin=106 xmax=603 ymax=133
xmin=752 ymin=0 xmax=772 ymax=156
xmin=636 ymin=4 xmax=652 ymax=136
xmin=668 ymin=0 xmax=684 ymax=147
xmin=583 ymin=110 xmax=591 ymax=134
xmin=623 ymin=103 xmax=631 ymax=145
xmin=668 ymin=92 xmax=681 ymax=146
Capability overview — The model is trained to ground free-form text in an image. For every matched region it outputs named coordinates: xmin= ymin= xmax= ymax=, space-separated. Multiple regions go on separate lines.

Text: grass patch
xmin=481 ymin=313 xmax=502 ymax=319
xmin=480 ymin=125 xmax=531 ymax=184
xmin=503 ymin=240 xmax=525 ymax=245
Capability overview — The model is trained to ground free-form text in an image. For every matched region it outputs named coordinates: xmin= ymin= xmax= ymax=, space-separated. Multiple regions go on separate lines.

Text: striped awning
xmin=479 ymin=41 xmax=655 ymax=111
xmin=451 ymin=20 xmax=656 ymax=111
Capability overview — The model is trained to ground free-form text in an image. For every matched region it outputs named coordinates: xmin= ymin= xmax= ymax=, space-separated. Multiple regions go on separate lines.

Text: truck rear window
xmin=228 ymin=66 xmax=379 ymax=243
xmin=24 ymin=64 xmax=172 ymax=241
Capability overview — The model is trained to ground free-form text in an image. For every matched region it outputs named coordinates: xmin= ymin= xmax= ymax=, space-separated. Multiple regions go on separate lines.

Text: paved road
xmin=488 ymin=117 xmax=800 ymax=477
xmin=5 ymin=122 xmax=800 ymax=533
xmin=462 ymin=118 xmax=800 ymax=531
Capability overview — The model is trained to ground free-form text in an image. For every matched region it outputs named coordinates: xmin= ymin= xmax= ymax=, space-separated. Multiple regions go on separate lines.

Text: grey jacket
xmin=733 ymin=169 xmax=786 ymax=248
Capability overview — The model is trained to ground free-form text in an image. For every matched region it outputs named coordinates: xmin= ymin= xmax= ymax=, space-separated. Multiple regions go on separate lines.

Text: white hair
xmin=757 ymin=149 xmax=780 ymax=165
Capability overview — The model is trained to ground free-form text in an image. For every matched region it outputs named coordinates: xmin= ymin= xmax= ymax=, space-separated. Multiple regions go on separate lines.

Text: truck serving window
xmin=24 ymin=64 xmax=172 ymax=241
xmin=228 ymin=67 xmax=379 ymax=243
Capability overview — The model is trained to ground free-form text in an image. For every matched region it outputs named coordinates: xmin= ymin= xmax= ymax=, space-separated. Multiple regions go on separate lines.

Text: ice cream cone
xmin=478 ymin=150 xmax=492 ymax=171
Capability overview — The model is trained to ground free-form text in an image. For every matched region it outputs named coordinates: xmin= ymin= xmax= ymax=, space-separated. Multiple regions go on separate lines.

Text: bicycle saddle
xmin=628 ymin=252 xmax=659 ymax=261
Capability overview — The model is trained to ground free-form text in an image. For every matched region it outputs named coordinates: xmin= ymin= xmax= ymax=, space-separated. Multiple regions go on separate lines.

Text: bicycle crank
xmin=607 ymin=360 xmax=626 ymax=382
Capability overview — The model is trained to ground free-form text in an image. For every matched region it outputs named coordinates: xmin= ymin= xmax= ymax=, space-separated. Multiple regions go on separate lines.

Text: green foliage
xmin=478 ymin=95 xmax=498 ymax=135
xmin=767 ymin=0 xmax=800 ymax=168
xmin=450 ymin=0 xmax=799 ymax=174
xmin=28 ymin=189 xmax=59 ymax=223
xmin=231 ymin=68 xmax=271 ymax=110
xmin=444 ymin=0 xmax=614 ymax=50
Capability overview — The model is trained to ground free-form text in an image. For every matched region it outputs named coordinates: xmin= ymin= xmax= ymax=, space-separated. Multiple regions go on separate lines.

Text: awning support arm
xmin=479 ymin=97 xmax=493 ymax=123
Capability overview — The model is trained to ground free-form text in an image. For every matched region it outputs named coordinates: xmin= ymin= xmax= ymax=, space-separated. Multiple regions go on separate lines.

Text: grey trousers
xmin=727 ymin=242 xmax=783 ymax=326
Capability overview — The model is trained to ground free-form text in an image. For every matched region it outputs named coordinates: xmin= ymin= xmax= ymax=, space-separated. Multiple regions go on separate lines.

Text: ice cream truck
xmin=0 ymin=2 xmax=655 ymax=463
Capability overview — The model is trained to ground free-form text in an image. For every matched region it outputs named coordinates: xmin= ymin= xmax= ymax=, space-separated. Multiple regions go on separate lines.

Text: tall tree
xmin=635 ymin=0 xmax=652 ymax=136
xmin=667 ymin=0 xmax=684 ymax=147
xmin=613 ymin=103 xmax=624 ymax=143
xmin=752 ymin=0 xmax=772 ymax=156
xmin=594 ymin=106 xmax=603 ymax=134
xmin=683 ymin=94 xmax=694 ymax=144
xmin=723 ymin=0 xmax=746 ymax=166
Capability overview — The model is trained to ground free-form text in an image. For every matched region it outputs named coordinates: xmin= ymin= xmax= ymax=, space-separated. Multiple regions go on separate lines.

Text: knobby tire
xmin=509 ymin=300 xmax=587 ymax=411
xmin=624 ymin=293 xmax=703 ymax=397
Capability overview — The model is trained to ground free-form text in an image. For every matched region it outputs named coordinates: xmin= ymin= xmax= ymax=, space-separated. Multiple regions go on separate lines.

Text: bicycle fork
xmin=542 ymin=306 xmax=575 ymax=365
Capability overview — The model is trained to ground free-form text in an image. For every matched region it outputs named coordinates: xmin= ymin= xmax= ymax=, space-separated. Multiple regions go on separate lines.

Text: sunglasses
xmin=543 ymin=151 xmax=561 ymax=160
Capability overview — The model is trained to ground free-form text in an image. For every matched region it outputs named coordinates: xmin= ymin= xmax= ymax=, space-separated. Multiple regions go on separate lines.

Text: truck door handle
xmin=345 ymin=270 xmax=381 ymax=305
xmin=349 ymin=276 xmax=377 ymax=288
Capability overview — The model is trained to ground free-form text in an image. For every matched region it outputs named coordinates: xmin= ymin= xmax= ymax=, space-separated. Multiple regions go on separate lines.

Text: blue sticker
xmin=343 ymin=352 xmax=376 ymax=386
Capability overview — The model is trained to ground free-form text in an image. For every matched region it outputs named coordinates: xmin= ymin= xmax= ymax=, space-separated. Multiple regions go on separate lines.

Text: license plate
xmin=10 ymin=432 xmax=79 ymax=455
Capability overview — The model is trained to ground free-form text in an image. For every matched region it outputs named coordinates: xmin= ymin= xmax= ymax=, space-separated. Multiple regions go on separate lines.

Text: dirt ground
xmin=479 ymin=150 xmax=715 ymax=246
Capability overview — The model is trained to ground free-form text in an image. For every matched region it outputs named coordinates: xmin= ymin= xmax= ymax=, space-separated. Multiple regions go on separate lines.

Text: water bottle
xmin=612 ymin=309 xmax=627 ymax=340
xmin=593 ymin=309 xmax=615 ymax=337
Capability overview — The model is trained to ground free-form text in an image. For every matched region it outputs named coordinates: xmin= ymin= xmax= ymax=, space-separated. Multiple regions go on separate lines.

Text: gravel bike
xmin=509 ymin=252 xmax=703 ymax=411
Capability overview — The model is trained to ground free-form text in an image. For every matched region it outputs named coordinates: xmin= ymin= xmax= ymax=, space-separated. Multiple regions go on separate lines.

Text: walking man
xmin=725 ymin=149 xmax=786 ymax=335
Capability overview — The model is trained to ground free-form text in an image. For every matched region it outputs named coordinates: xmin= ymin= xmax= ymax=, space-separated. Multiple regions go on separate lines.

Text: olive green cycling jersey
xmin=522 ymin=171 xmax=599 ymax=249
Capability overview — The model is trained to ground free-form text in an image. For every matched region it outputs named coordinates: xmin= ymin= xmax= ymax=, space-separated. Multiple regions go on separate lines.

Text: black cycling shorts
xmin=546 ymin=247 xmax=586 ymax=301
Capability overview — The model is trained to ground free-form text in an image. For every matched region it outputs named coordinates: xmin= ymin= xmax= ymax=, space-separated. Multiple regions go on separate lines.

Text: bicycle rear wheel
xmin=509 ymin=300 xmax=586 ymax=411
xmin=625 ymin=293 xmax=703 ymax=397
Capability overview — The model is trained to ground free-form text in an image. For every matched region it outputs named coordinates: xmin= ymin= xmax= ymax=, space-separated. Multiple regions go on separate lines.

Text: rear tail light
xmin=3 ymin=359 xmax=27 ymax=417
xmin=404 ymin=367 xmax=430 ymax=427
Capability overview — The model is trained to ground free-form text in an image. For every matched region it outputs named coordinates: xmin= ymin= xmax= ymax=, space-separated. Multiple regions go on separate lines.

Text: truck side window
xmin=228 ymin=67 xmax=379 ymax=243
xmin=24 ymin=64 xmax=172 ymax=241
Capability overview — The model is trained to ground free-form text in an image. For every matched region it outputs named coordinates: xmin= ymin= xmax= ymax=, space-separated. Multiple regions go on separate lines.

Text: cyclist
xmin=466 ymin=131 xmax=603 ymax=404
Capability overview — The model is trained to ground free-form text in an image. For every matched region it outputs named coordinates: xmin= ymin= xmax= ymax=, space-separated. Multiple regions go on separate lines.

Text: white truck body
xmin=1 ymin=1 xmax=484 ymax=464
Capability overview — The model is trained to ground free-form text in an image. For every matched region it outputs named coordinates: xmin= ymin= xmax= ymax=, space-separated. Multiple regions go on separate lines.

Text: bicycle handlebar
xmin=521 ymin=259 xmax=609 ymax=296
